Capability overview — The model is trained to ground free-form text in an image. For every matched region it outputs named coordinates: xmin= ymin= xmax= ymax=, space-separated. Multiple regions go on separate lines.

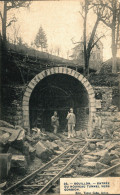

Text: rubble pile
xmin=72 ymin=141 xmax=120 ymax=177
xmin=0 ymin=121 xmax=68 ymax=181
xmin=0 ymin=120 xmax=31 ymax=176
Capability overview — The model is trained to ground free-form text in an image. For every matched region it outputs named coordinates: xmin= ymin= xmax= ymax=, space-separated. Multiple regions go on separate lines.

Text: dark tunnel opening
xmin=29 ymin=74 xmax=89 ymax=132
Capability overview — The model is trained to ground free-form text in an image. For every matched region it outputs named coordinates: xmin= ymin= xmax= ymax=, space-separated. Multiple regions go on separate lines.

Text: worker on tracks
xmin=51 ymin=111 xmax=59 ymax=134
xmin=66 ymin=108 xmax=76 ymax=138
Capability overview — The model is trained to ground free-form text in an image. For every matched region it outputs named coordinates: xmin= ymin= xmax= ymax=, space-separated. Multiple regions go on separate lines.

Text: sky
xmin=0 ymin=1 xmax=118 ymax=60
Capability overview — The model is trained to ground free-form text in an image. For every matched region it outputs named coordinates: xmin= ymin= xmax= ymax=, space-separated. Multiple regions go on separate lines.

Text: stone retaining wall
xmin=93 ymin=86 xmax=120 ymax=131
xmin=1 ymin=85 xmax=25 ymax=126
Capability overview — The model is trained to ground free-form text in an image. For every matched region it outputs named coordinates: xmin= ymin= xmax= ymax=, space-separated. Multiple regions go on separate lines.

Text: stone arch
xmin=22 ymin=67 xmax=96 ymax=132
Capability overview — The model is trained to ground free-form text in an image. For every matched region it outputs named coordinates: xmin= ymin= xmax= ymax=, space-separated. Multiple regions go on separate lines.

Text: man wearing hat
xmin=51 ymin=111 xmax=59 ymax=134
xmin=66 ymin=108 xmax=76 ymax=138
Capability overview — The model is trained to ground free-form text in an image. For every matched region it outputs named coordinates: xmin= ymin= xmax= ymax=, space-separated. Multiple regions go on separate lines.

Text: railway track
xmin=94 ymin=162 xmax=120 ymax=177
xmin=3 ymin=140 xmax=88 ymax=195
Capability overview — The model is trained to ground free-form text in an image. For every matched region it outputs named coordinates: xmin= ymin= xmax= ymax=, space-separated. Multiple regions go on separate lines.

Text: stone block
xmin=0 ymin=120 xmax=14 ymax=128
xmin=105 ymin=142 xmax=117 ymax=151
xmin=35 ymin=141 xmax=52 ymax=162
xmin=113 ymin=131 xmax=120 ymax=138
xmin=54 ymin=67 xmax=59 ymax=73
xmin=29 ymin=146 xmax=36 ymax=161
xmin=49 ymin=68 xmax=55 ymax=74
xmin=30 ymin=79 xmax=37 ymax=86
xmin=83 ymin=155 xmax=99 ymax=162
xmin=81 ymin=77 xmax=87 ymax=84
xmin=89 ymin=107 xmax=96 ymax=112
xmin=24 ymin=91 xmax=31 ymax=97
xmin=24 ymin=141 xmax=36 ymax=160
xmin=26 ymin=87 xmax=32 ymax=93
xmin=89 ymin=149 xmax=108 ymax=157
xmin=89 ymin=97 xmax=96 ymax=103
xmin=46 ymin=132 xmax=59 ymax=141
xmin=10 ymin=129 xmax=25 ymax=150
xmin=23 ymin=96 xmax=29 ymax=102
xmin=78 ymin=74 xmax=84 ymax=81
xmin=0 ymin=133 xmax=10 ymax=145
xmin=88 ymin=143 xmax=96 ymax=150
xmin=96 ymin=142 xmax=105 ymax=149
xmin=67 ymin=68 xmax=72 ymax=75
xmin=0 ymin=153 xmax=12 ymax=180
xmin=22 ymin=101 xmax=29 ymax=106
xmin=83 ymin=162 xmax=109 ymax=170
xmin=77 ymin=167 xmax=99 ymax=176
xmin=46 ymin=69 xmax=51 ymax=76
xmin=45 ymin=140 xmax=59 ymax=150
xmin=34 ymin=75 xmax=40 ymax=83
xmin=23 ymin=121 xmax=29 ymax=128
xmin=11 ymin=155 xmax=27 ymax=174
xmin=111 ymin=159 xmax=120 ymax=166
xmin=60 ymin=67 xmax=64 ymax=73
xmin=62 ymin=67 xmax=67 ymax=74
xmin=99 ymin=153 xmax=112 ymax=165
xmin=90 ymin=102 xmax=96 ymax=108
xmin=96 ymin=162 xmax=110 ymax=169
xmin=83 ymin=81 xmax=90 ymax=88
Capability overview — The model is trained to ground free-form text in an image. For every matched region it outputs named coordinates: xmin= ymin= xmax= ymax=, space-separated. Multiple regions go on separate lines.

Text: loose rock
xmin=35 ymin=141 xmax=52 ymax=162
xmin=0 ymin=120 xmax=14 ymax=129
xmin=11 ymin=155 xmax=27 ymax=174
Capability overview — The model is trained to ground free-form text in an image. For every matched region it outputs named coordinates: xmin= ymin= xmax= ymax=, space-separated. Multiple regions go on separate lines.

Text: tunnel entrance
xmin=22 ymin=67 xmax=96 ymax=133
xmin=29 ymin=74 xmax=89 ymax=132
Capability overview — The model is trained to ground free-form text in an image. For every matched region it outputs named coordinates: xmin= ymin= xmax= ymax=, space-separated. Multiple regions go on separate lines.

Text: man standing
xmin=66 ymin=108 xmax=76 ymax=138
xmin=51 ymin=111 xmax=59 ymax=134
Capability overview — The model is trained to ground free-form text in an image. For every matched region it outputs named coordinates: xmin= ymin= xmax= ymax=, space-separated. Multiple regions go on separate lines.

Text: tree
xmin=71 ymin=35 xmax=103 ymax=70
xmin=93 ymin=0 xmax=120 ymax=73
xmin=54 ymin=45 xmax=61 ymax=56
xmin=79 ymin=0 xmax=103 ymax=76
xmin=34 ymin=26 xmax=48 ymax=51
xmin=0 ymin=1 xmax=31 ymax=42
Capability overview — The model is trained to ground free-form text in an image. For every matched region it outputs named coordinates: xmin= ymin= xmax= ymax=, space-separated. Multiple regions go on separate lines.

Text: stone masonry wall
xmin=1 ymin=85 xmax=26 ymax=126
xmin=93 ymin=86 xmax=120 ymax=132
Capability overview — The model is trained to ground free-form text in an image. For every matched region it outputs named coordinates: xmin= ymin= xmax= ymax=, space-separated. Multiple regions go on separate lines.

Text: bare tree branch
xmin=79 ymin=10 xmax=84 ymax=19
xmin=7 ymin=1 xmax=31 ymax=11
xmin=71 ymin=37 xmax=81 ymax=45
xmin=100 ymin=17 xmax=112 ymax=28
xmin=93 ymin=3 xmax=113 ymax=12
xmin=91 ymin=35 xmax=105 ymax=49
xmin=6 ymin=18 xmax=17 ymax=28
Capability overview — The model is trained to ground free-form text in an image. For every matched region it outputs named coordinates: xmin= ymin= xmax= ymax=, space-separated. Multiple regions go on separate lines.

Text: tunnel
xmin=29 ymin=73 xmax=89 ymax=132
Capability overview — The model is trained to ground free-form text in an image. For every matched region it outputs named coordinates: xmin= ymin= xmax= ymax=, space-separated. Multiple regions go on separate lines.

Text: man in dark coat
xmin=51 ymin=111 xmax=59 ymax=134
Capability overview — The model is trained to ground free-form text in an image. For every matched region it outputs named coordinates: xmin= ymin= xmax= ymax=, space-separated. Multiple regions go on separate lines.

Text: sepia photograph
xmin=0 ymin=0 xmax=120 ymax=194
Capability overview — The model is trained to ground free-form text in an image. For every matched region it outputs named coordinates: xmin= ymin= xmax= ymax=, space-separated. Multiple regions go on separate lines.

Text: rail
xmin=3 ymin=140 xmax=88 ymax=194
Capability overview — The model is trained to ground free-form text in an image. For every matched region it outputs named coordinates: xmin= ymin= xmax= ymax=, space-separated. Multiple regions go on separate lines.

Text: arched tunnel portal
xmin=22 ymin=67 xmax=96 ymax=133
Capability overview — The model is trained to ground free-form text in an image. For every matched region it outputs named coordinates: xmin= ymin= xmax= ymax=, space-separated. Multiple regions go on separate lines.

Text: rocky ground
xmin=0 ymin=117 xmax=120 ymax=194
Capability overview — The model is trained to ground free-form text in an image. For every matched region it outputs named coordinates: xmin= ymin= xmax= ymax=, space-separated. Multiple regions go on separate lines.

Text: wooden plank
xmin=23 ymin=185 xmax=44 ymax=188
xmin=38 ymin=174 xmax=56 ymax=176
xmin=44 ymin=169 xmax=61 ymax=172
xmin=86 ymin=138 xmax=120 ymax=142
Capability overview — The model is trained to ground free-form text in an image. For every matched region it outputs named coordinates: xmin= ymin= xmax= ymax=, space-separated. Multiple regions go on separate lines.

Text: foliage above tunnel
xmin=89 ymin=58 xmax=120 ymax=87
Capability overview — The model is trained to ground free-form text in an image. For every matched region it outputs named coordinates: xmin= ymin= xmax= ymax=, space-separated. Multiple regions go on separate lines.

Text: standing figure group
xmin=51 ymin=108 xmax=76 ymax=138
